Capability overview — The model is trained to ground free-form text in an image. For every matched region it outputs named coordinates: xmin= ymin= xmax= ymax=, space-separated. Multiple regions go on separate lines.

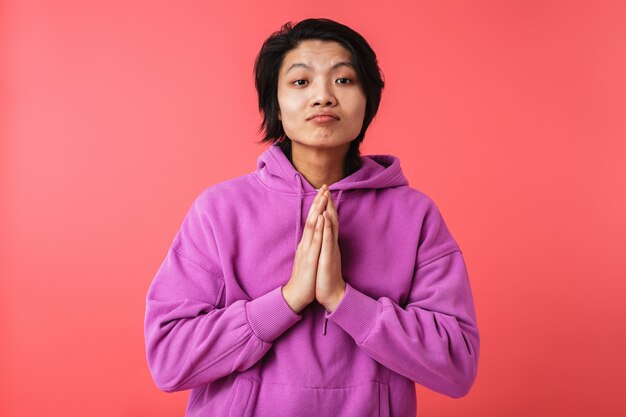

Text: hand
xmin=315 ymin=188 xmax=346 ymax=313
xmin=282 ymin=185 xmax=329 ymax=314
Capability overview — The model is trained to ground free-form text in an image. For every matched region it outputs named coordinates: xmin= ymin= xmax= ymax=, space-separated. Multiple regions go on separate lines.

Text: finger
xmin=323 ymin=211 xmax=333 ymax=246
xmin=307 ymin=187 xmax=325 ymax=222
xmin=319 ymin=211 xmax=331 ymax=262
xmin=311 ymin=214 xmax=325 ymax=259
xmin=324 ymin=190 xmax=339 ymax=242
xmin=303 ymin=188 xmax=327 ymax=247
xmin=308 ymin=186 xmax=328 ymax=240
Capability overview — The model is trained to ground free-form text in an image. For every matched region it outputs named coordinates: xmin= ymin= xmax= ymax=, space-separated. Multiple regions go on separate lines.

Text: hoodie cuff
xmin=245 ymin=285 xmax=303 ymax=343
xmin=324 ymin=282 xmax=383 ymax=344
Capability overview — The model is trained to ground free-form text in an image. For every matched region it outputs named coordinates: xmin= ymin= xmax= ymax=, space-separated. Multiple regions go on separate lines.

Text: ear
xmin=277 ymin=110 xmax=281 ymax=121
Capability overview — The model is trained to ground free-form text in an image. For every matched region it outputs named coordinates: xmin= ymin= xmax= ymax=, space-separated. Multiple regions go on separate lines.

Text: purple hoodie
xmin=144 ymin=144 xmax=480 ymax=416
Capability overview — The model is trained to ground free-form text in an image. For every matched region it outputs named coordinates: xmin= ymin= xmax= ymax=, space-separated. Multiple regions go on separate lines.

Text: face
xmin=276 ymin=39 xmax=367 ymax=150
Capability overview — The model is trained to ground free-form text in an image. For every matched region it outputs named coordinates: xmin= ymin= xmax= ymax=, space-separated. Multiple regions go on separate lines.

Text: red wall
xmin=2 ymin=1 xmax=625 ymax=416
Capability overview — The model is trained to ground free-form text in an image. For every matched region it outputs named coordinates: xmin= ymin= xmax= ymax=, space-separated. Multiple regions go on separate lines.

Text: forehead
xmin=280 ymin=40 xmax=354 ymax=72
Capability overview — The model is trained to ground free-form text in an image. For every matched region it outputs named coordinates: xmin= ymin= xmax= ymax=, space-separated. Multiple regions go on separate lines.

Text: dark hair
xmin=253 ymin=18 xmax=385 ymax=178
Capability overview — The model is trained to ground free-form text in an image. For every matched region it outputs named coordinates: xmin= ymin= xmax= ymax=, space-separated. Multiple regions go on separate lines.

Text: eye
xmin=336 ymin=78 xmax=352 ymax=84
xmin=293 ymin=80 xmax=307 ymax=86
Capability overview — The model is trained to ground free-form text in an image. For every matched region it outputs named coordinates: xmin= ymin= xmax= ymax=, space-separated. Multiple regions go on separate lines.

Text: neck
xmin=289 ymin=141 xmax=349 ymax=189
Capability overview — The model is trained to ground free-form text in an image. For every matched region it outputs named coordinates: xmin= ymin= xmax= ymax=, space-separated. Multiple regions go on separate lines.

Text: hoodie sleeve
xmin=325 ymin=198 xmax=480 ymax=398
xmin=144 ymin=192 xmax=303 ymax=392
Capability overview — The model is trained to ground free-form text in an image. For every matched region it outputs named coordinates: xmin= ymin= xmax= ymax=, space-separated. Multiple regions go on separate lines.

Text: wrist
xmin=281 ymin=285 xmax=307 ymax=314
xmin=324 ymin=282 xmax=346 ymax=313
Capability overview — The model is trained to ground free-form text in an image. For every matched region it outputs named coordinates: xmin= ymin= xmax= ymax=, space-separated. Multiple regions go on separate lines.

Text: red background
xmin=2 ymin=1 xmax=625 ymax=416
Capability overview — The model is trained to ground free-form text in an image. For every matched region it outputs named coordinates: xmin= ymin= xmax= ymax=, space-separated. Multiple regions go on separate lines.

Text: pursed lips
xmin=307 ymin=113 xmax=339 ymax=121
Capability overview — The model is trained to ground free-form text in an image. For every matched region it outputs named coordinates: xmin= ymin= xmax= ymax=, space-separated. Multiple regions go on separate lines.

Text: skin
xmin=277 ymin=39 xmax=367 ymax=189
xmin=277 ymin=39 xmax=367 ymax=313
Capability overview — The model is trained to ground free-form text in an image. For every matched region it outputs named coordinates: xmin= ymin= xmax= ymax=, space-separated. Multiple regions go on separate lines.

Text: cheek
xmin=277 ymin=93 xmax=298 ymax=116
xmin=279 ymin=101 xmax=308 ymax=129
xmin=358 ymin=89 xmax=367 ymax=112
xmin=346 ymin=94 xmax=367 ymax=120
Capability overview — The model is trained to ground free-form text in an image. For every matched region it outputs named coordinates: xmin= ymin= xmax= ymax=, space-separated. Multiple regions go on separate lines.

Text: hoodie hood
xmin=255 ymin=143 xmax=409 ymax=251
xmin=256 ymin=143 xmax=409 ymax=194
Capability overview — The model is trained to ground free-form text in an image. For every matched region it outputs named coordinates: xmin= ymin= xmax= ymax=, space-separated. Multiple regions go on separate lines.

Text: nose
xmin=312 ymin=80 xmax=337 ymax=106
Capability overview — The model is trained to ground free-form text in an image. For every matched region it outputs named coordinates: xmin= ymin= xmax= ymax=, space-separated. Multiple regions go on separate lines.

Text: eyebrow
xmin=285 ymin=61 xmax=355 ymax=74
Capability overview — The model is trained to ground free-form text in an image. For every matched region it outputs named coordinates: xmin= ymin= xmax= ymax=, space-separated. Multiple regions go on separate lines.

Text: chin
xmin=301 ymin=138 xmax=352 ymax=149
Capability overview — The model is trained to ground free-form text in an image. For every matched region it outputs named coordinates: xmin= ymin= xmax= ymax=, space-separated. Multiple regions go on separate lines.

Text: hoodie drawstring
xmin=293 ymin=173 xmax=345 ymax=336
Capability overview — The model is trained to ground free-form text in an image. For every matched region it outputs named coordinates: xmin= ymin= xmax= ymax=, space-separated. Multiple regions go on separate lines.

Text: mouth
xmin=309 ymin=115 xmax=339 ymax=123
xmin=307 ymin=112 xmax=339 ymax=123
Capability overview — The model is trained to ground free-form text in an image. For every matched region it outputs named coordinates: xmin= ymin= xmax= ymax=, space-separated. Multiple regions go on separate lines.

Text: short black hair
xmin=253 ymin=18 xmax=385 ymax=177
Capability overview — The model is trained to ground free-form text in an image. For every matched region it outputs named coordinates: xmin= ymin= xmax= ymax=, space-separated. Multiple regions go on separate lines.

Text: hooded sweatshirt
xmin=144 ymin=143 xmax=480 ymax=417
